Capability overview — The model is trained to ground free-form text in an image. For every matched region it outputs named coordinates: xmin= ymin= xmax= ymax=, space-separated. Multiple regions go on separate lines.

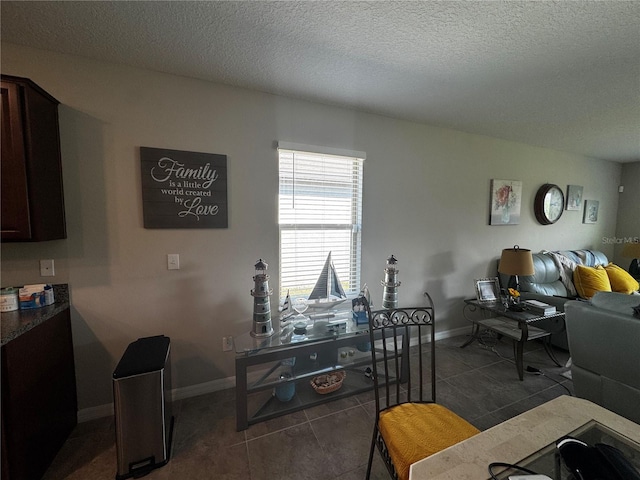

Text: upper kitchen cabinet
xmin=1 ymin=75 xmax=66 ymax=241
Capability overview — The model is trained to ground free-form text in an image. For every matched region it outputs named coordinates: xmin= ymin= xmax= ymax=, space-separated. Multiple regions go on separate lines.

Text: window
xmin=278 ymin=143 xmax=364 ymax=300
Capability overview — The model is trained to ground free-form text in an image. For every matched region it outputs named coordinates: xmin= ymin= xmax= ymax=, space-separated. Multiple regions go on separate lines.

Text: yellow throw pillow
xmin=604 ymin=263 xmax=640 ymax=294
xmin=573 ymin=265 xmax=612 ymax=299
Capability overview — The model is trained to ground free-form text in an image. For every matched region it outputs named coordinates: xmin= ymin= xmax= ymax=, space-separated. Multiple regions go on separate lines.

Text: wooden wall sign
xmin=140 ymin=147 xmax=228 ymax=229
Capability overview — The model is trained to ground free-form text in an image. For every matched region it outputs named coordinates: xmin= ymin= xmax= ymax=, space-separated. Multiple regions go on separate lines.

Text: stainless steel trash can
xmin=113 ymin=335 xmax=173 ymax=479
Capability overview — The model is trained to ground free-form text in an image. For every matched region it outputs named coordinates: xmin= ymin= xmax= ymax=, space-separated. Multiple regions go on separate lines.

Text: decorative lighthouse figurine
xmin=381 ymin=255 xmax=401 ymax=309
xmin=251 ymin=259 xmax=274 ymax=337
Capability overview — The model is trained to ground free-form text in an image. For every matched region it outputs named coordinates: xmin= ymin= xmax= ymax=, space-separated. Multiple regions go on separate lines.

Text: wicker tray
xmin=310 ymin=371 xmax=346 ymax=394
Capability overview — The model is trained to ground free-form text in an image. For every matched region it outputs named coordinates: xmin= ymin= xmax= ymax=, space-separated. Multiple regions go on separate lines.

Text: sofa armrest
xmin=565 ymin=300 xmax=640 ymax=391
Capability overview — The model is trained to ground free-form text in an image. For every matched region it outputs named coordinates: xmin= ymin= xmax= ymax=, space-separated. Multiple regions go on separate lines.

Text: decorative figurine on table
xmin=251 ymin=259 xmax=274 ymax=337
xmin=353 ymin=284 xmax=372 ymax=352
xmin=360 ymin=283 xmax=371 ymax=307
xmin=381 ymin=255 xmax=401 ymax=309
xmin=279 ymin=290 xmax=294 ymax=322
xmin=507 ymin=288 xmax=524 ymax=312
xmin=306 ymin=251 xmax=348 ymax=310
xmin=352 ymin=284 xmax=370 ymax=325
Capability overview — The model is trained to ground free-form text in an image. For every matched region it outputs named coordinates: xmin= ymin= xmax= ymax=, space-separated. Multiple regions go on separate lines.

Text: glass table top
xmin=465 ymin=298 xmax=565 ymax=323
xmin=235 ymin=308 xmax=370 ymax=355
xmin=496 ymin=420 xmax=640 ymax=479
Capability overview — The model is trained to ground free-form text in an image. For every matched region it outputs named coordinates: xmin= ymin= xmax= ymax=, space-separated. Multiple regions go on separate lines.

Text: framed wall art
xmin=583 ymin=200 xmax=599 ymax=224
xmin=140 ymin=146 xmax=228 ymax=229
xmin=566 ymin=185 xmax=583 ymax=211
xmin=490 ymin=179 xmax=522 ymax=225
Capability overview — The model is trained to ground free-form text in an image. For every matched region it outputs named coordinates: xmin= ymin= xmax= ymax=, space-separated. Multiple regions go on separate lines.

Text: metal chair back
xmin=363 ymin=292 xmax=436 ymax=418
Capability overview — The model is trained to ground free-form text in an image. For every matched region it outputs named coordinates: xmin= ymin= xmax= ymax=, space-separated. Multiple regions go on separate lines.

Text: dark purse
xmin=557 ymin=436 xmax=640 ymax=480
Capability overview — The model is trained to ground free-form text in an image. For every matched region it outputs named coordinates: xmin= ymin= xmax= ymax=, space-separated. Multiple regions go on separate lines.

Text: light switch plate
xmin=167 ymin=254 xmax=180 ymax=270
xmin=40 ymin=259 xmax=55 ymax=276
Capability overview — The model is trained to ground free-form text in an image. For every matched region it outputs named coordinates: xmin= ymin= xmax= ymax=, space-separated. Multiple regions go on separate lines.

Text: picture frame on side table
xmin=475 ymin=277 xmax=500 ymax=303
xmin=583 ymin=200 xmax=599 ymax=224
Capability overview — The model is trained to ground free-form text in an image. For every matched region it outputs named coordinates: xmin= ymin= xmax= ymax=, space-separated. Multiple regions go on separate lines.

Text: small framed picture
xmin=566 ymin=185 xmax=583 ymax=211
xmin=583 ymin=200 xmax=599 ymax=224
xmin=475 ymin=277 xmax=500 ymax=303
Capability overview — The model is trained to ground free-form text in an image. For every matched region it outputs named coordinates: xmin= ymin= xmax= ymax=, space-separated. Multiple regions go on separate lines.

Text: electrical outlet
xmin=40 ymin=259 xmax=55 ymax=276
xmin=167 ymin=254 xmax=180 ymax=270
xmin=222 ymin=336 xmax=233 ymax=352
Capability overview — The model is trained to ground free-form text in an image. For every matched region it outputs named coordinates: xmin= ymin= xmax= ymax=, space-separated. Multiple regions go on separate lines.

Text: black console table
xmin=461 ymin=298 xmax=563 ymax=380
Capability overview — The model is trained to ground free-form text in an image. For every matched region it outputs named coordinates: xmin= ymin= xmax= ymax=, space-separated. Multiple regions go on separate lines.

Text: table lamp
xmin=622 ymin=241 xmax=640 ymax=279
xmin=498 ymin=245 xmax=535 ymax=292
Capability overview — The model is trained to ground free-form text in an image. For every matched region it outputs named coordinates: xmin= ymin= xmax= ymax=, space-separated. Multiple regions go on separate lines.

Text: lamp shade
xmin=498 ymin=245 xmax=535 ymax=276
xmin=622 ymin=242 xmax=640 ymax=258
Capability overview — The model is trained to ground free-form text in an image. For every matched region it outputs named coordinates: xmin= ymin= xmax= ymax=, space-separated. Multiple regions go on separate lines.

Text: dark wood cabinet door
xmin=0 ymin=75 xmax=66 ymax=242
xmin=0 ymin=81 xmax=32 ymax=239
xmin=1 ymin=308 xmax=77 ymax=480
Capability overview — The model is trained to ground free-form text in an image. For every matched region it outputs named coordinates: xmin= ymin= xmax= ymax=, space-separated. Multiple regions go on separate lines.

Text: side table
xmin=461 ymin=298 xmax=563 ymax=380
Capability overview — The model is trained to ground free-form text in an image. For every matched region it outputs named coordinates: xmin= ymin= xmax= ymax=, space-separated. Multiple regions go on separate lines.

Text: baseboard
xmin=436 ymin=326 xmax=468 ymax=341
xmin=77 ymin=376 xmax=236 ymax=423
xmin=171 ymin=376 xmax=236 ymax=401
xmin=77 ymin=403 xmax=114 ymax=423
xmin=77 ymin=326 xmax=468 ymax=423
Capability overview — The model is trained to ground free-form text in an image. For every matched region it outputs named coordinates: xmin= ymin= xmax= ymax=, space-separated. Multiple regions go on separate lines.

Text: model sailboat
xmin=307 ymin=252 xmax=348 ymax=310
xmin=279 ymin=290 xmax=294 ymax=322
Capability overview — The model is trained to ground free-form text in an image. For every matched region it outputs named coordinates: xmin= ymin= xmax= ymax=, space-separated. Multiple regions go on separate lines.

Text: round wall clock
xmin=534 ymin=184 xmax=565 ymax=225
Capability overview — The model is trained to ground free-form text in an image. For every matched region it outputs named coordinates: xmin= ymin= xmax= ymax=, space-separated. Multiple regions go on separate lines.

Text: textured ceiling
xmin=2 ymin=1 xmax=639 ymax=162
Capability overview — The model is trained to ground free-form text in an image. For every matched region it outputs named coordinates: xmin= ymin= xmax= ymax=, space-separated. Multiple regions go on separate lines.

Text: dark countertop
xmin=1 ymin=284 xmax=69 ymax=346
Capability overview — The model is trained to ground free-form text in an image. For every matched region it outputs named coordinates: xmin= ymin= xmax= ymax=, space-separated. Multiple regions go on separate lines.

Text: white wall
xmin=614 ymin=161 xmax=640 ymax=266
xmin=1 ymin=43 xmax=623 ymax=412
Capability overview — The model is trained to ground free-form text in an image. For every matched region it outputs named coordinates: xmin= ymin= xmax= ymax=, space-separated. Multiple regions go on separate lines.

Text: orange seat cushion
xmin=378 ymin=403 xmax=480 ymax=480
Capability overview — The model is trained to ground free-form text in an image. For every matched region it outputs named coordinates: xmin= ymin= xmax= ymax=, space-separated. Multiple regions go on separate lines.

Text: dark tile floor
xmin=43 ymin=333 xmax=573 ymax=479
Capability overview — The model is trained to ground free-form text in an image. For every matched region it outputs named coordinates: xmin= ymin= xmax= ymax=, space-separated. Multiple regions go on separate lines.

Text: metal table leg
xmin=235 ymin=356 xmax=248 ymax=431
xmin=542 ymin=337 xmax=563 ymax=367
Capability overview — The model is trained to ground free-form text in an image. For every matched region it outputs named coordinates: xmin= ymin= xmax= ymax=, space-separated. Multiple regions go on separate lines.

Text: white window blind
xmin=278 ymin=146 xmax=364 ymax=299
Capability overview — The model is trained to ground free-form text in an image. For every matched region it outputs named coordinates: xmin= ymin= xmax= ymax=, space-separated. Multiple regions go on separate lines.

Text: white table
xmin=409 ymin=396 xmax=640 ymax=480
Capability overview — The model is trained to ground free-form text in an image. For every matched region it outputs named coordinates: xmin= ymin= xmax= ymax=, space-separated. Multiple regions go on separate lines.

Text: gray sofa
xmin=499 ymin=249 xmax=609 ymax=350
xmin=565 ymin=292 xmax=640 ymax=424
